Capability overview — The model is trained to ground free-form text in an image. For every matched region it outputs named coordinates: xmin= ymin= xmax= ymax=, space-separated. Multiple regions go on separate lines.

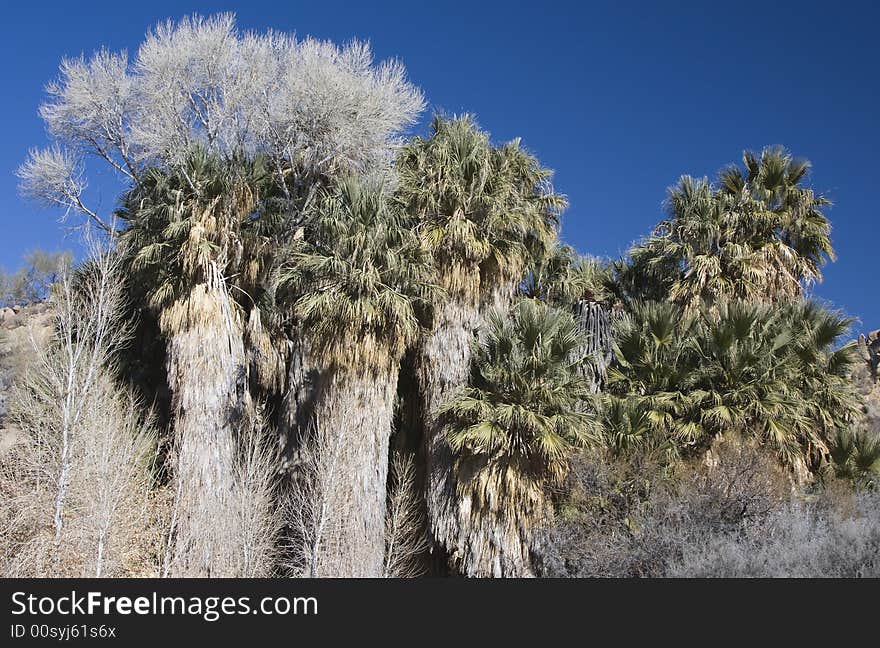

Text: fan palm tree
xmin=118 ymin=148 xmax=272 ymax=575
xmin=521 ymin=243 xmax=617 ymax=390
xmin=601 ymin=300 xmax=701 ymax=460
xmin=280 ymin=175 xmax=434 ymax=576
xmin=690 ymin=302 xmax=812 ymax=468
xmin=718 ymin=146 xmax=834 ymax=292
xmin=779 ymin=301 xmax=862 ymax=471
xmin=619 ymin=147 xmax=834 ymax=311
xmin=396 ymin=115 xmax=566 ymax=572
xmin=437 ymin=299 xmax=595 ymax=576
xmin=520 ymin=242 xmax=610 ymax=306
xmin=827 ymin=429 xmax=880 ymax=489
xmin=602 ymin=299 xmax=861 ymax=477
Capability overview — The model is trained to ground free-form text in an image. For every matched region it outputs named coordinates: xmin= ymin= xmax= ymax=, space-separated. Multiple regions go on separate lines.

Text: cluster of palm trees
xmin=113 ymin=131 xmax=869 ymax=577
xmin=616 ymin=147 xmax=834 ymax=310
xmin=108 ymin=114 xmax=572 ymax=576
xmin=21 ymin=16 xmax=875 ymax=578
xmin=594 ymin=150 xmax=870 ymax=487
xmin=432 ymin=146 xmax=868 ymax=574
xmin=600 ymin=300 xmax=859 ymax=473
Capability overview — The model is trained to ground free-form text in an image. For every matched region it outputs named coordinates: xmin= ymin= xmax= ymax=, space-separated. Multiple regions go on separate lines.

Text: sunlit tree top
xmin=18 ymin=13 xmax=424 ymax=233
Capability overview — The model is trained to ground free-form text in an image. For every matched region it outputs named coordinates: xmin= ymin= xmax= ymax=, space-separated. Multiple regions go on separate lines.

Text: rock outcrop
xmin=853 ymin=329 xmax=880 ymax=435
xmin=0 ymin=302 xmax=53 ymax=452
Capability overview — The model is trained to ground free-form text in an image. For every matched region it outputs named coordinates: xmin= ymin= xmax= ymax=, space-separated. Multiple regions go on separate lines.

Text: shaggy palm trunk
xmin=419 ymin=298 xmax=480 ymax=572
xmin=163 ymin=263 xmax=250 ymax=576
xmin=448 ymin=463 xmax=551 ymax=577
xmin=309 ymin=365 xmax=399 ymax=577
xmin=574 ymin=300 xmax=615 ymax=393
xmin=279 ymin=333 xmax=320 ymax=461
xmin=420 ymin=285 xmax=536 ymax=577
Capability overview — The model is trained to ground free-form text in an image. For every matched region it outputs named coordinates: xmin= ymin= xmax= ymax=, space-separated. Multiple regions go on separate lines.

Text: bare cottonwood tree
xmin=383 ymin=452 xmax=428 ymax=578
xmin=161 ymin=405 xmax=281 ymax=578
xmin=284 ymin=418 xmax=364 ymax=577
xmin=0 ymin=234 xmax=158 ymax=577
xmin=18 ymin=13 xmax=424 ymax=234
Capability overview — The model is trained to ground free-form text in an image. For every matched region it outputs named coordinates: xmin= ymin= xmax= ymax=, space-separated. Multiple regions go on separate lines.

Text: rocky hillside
xmin=0 ymin=303 xmax=53 ymax=452
xmin=853 ymin=330 xmax=880 ymax=434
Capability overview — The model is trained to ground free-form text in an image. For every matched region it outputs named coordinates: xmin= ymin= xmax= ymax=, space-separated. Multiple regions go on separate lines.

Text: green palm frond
xmin=397 ymin=115 xmax=566 ymax=301
xmin=280 ymin=174 xmax=437 ymax=370
xmin=117 ymin=146 xmax=277 ymax=316
xmin=439 ymin=298 xmax=596 ymax=487
xmin=613 ymin=146 xmax=834 ymax=309
xmin=599 ymin=297 xmax=862 ymax=474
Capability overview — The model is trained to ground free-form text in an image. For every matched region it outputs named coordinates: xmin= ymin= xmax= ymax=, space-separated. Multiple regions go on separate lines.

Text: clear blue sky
xmin=1 ymin=1 xmax=877 ymax=328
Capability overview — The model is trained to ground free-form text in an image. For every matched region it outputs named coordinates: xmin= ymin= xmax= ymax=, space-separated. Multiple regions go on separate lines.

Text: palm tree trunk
xmin=279 ymin=333 xmax=320 ymax=459
xmin=309 ymin=365 xmax=398 ymax=577
xmin=443 ymin=463 xmax=548 ymax=577
xmin=163 ymin=264 xmax=250 ymax=576
xmin=417 ymin=297 xmax=482 ymax=572
xmin=420 ymin=283 xmax=545 ymax=577
xmin=574 ymin=300 xmax=615 ymax=393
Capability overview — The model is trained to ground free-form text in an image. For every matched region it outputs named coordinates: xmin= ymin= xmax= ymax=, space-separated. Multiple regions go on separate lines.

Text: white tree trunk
xmin=163 ymin=270 xmax=250 ymax=576
xmin=309 ymin=366 xmax=398 ymax=577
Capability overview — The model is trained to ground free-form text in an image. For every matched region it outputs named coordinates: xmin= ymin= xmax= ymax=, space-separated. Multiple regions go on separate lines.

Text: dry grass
xmin=670 ymin=488 xmax=880 ymax=577
xmin=383 ymin=452 xmax=429 ymax=578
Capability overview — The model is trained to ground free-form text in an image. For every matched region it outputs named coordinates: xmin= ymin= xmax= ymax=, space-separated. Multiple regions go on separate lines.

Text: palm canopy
xmin=438 ymin=299 xmax=597 ymax=485
xmin=828 ymin=428 xmax=880 ymax=489
xmin=720 ymin=147 xmax=833 ymax=259
xmin=602 ymin=299 xmax=861 ymax=471
xmin=280 ymin=175 xmax=436 ymax=371
xmin=519 ymin=242 xmax=611 ymax=307
xmin=619 ymin=146 xmax=833 ymax=311
xmin=117 ymin=148 xmax=276 ymax=316
xmin=396 ymin=115 xmax=567 ymax=300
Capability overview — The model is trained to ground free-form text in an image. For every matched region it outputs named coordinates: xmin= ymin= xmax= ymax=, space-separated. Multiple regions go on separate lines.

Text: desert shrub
xmin=542 ymin=437 xmax=880 ymax=578
xmin=0 ymin=378 xmax=159 ymax=577
xmin=0 ymin=249 xmax=71 ymax=307
xmin=538 ymin=440 xmax=791 ymax=577
xmin=536 ymin=451 xmax=662 ymax=577
xmin=670 ymin=489 xmax=880 ymax=577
